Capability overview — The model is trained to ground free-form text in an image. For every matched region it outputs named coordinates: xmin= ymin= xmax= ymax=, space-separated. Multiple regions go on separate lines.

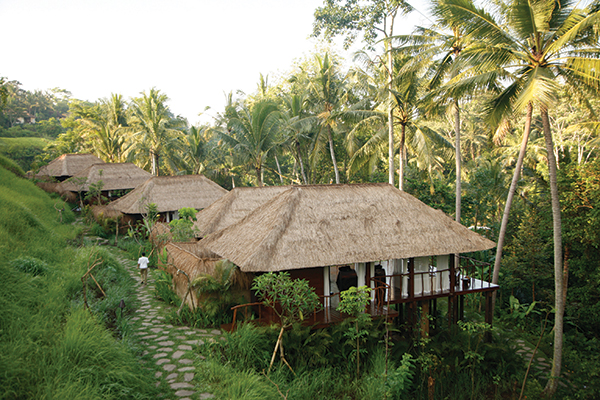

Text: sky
xmin=1 ymin=0 xmax=431 ymax=126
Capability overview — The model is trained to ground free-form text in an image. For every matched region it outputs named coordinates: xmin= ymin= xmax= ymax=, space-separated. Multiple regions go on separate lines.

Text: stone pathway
xmin=115 ymin=252 xmax=220 ymax=400
xmin=514 ymin=339 xmax=569 ymax=389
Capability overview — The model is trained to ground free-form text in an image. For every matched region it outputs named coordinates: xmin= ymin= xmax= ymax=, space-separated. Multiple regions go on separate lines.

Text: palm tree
xmin=307 ymin=53 xmax=346 ymax=184
xmin=442 ymin=0 xmax=600 ymax=394
xmin=71 ymin=94 xmax=129 ymax=163
xmin=396 ymin=2 xmax=492 ymax=218
xmin=219 ymin=100 xmax=282 ymax=187
xmin=128 ymin=88 xmax=184 ymax=176
xmin=348 ymin=50 xmax=452 ymax=188
xmin=181 ymin=125 xmax=210 ymax=175
xmin=313 ymin=0 xmax=413 ymax=186
xmin=280 ymin=93 xmax=313 ymax=184
xmin=304 ymin=53 xmax=378 ymax=184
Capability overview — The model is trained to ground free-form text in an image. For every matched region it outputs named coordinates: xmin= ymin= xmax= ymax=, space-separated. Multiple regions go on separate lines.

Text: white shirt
xmin=138 ymin=256 xmax=149 ymax=269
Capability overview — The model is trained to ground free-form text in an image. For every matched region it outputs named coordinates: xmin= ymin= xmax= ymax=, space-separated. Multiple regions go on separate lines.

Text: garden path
xmin=115 ymin=252 xmax=219 ymax=400
xmin=513 ymin=339 xmax=570 ymax=389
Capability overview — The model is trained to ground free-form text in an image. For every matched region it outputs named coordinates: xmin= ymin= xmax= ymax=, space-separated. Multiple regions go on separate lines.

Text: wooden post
xmin=408 ymin=258 xmax=416 ymax=336
xmin=485 ymin=291 xmax=494 ymax=342
xmin=448 ymin=254 xmax=456 ymax=327
xmin=420 ymin=300 xmax=430 ymax=337
xmin=408 ymin=258 xmax=415 ymax=299
xmin=431 ymin=299 xmax=437 ymax=332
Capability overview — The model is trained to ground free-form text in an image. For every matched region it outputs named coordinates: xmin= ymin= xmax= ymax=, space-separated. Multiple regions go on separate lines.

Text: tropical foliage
xmin=1 ymin=0 xmax=600 ymax=397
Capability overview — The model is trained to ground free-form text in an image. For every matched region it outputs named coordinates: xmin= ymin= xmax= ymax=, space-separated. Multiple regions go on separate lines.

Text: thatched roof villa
xmin=201 ymin=183 xmax=494 ymax=272
xmin=195 ymin=183 xmax=498 ymax=331
xmin=60 ymin=162 xmax=151 ymax=196
xmin=36 ymin=153 xmax=104 ymax=182
xmin=100 ymin=175 xmax=228 ymax=222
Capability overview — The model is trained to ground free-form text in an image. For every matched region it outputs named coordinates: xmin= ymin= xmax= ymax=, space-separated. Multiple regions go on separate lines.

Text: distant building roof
xmin=61 ymin=163 xmax=151 ymax=192
xmin=104 ymin=175 xmax=228 ymax=214
xmin=36 ymin=153 xmax=104 ymax=179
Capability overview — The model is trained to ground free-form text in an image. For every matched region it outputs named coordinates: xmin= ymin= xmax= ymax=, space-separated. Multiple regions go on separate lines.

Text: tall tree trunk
xmin=297 ymin=141 xmax=308 ymax=185
xmin=454 ymin=100 xmax=461 ymax=224
xmin=256 ymin=165 xmax=263 ymax=187
xmin=492 ymin=103 xmax=533 ymax=310
xmin=398 ymin=124 xmax=406 ymax=191
xmin=387 ymin=39 xmax=395 ymax=186
xmin=150 ymin=149 xmax=159 ymax=176
xmin=541 ymin=107 xmax=564 ymax=398
xmin=328 ymin=127 xmax=340 ymax=184
xmin=275 ymin=155 xmax=284 ymax=184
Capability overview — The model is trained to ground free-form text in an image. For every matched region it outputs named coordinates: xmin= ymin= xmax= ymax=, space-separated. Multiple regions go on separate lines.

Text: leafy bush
xmin=168 ymin=207 xmax=197 ymax=242
xmin=0 ymin=136 xmax=47 ymax=171
xmin=153 ymin=269 xmax=180 ymax=306
xmin=0 ymin=166 xmax=74 ymax=261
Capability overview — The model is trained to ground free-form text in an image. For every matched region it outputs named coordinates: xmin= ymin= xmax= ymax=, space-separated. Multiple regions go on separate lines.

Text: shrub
xmin=153 ymin=269 xmax=180 ymax=306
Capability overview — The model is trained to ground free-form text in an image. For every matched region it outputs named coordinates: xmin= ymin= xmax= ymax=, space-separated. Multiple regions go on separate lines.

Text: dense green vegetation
xmin=0 ymin=167 xmax=157 ymax=399
xmin=1 ymin=0 xmax=600 ymax=397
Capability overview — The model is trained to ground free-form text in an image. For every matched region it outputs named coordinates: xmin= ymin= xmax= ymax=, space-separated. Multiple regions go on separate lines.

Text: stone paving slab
xmin=113 ymin=251 xmax=220 ymax=399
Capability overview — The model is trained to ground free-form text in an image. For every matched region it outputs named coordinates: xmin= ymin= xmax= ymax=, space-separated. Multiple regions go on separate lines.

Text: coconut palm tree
xmin=71 ymin=94 xmax=129 ymax=163
xmin=280 ymin=93 xmax=313 ymax=184
xmin=218 ymin=100 xmax=283 ymax=187
xmin=313 ymin=0 xmax=413 ymax=186
xmin=306 ymin=53 xmax=347 ymax=184
xmin=128 ymin=88 xmax=184 ymax=176
xmin=181 ymin=125 xmax=210 ymax=175
xmin=348 ymin=50 xmax=452 ymax=189
xmin=304 ymin=53 xmax=380 ymax=184
xmin=441 ymin=0 xmax=600 ymax=394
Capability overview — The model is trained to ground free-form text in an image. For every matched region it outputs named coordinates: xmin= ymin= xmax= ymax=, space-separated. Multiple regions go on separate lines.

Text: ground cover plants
xmin=194 ymin=310 xmax=525 ymax=400
xmin=0 ymin=166 xmax=158 ymax=399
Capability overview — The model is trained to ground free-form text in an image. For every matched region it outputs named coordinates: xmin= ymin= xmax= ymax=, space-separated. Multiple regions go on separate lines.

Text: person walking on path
xmin=138 ymin=252 xmax=149 ymax=285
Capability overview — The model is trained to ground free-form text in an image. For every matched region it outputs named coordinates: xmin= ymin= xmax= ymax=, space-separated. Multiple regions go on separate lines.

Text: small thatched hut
xmin=193 ymin=185 xmax=290 ymax=238
xmin=102 ymin=175 xmax=228 ymax=222
xmin=163 ymin=242 xmax=250 ymax=309
xmin=60 ymin=163 xmax=151 ymax=199
xmin=35 ymin=154 xmax=105 ymax=200
xmin=36 ymin=153 xmax=104 ymax=182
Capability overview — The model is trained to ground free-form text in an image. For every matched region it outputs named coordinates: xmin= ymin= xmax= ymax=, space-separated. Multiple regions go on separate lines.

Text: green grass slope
xmin=0 ymin=167 xmax=156 ymax=399
xmin=0 ymin=137 xmax=48 ymax=172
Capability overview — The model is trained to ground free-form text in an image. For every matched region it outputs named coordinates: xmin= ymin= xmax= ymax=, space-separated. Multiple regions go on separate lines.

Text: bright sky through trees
xmin=1 ymin=0 xmax=429 ymax=125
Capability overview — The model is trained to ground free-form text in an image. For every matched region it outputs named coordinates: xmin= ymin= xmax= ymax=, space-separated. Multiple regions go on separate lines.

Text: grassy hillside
xmin=0 ymin=165 xmax=73 ymax=260
xmin=0 ymin=137 xmax=48 ymax=172
xmin=0 ymin=167 xmax=157 ymax=399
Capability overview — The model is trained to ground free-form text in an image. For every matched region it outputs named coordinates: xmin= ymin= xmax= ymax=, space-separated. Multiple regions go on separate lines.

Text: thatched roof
xmin=200 ymin=183 xmax=496 ymax=272
xmin=36 ymin=153 xmax=104 ymax=179
xmin=193 ymin=185 xmax=291 ymax=237
xmin=176 ymin=241 xmax=221 ymax=259
xmin=103 ymin=175 xmax=228 ymax=215
xmin=60 ymin=163 xmax=151 ymax=192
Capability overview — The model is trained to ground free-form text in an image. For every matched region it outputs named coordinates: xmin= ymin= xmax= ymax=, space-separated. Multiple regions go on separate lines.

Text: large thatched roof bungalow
xmin=100 ymin=175 xmax=228 ymax=222
xmin=198 ymin=183 xmax=498 ymax=331
xmin=193 ymin=185 xmax=290 ymax=238
xmin=60 ymin=162 xmax=151 ymax=200
xmin=36 ymin=153 xmax=104 ymax=182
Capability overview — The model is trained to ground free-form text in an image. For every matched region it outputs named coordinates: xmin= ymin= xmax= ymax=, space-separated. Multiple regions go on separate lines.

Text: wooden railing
xmin=366 ymin=256 xmax=496 ymax=303
xmin=229 ymin=302 xmax=264 ymax=332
